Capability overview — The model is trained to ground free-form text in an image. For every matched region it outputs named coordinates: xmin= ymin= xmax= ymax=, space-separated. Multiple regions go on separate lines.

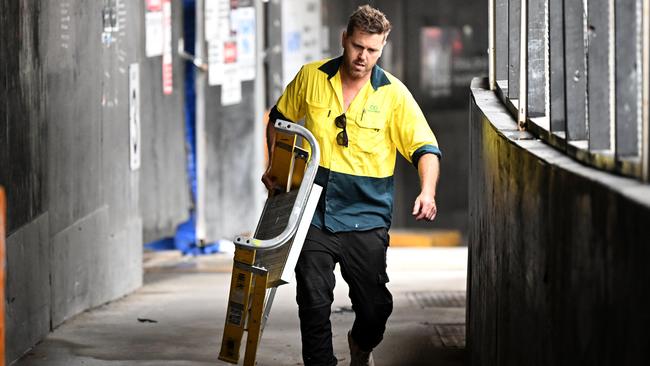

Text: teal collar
xmin=318 ymin=56 xmax=391 ymax=91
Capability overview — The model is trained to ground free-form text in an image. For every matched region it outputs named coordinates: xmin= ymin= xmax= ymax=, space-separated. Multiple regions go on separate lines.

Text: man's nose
xmin=359 ymin=49 xmax=368 ymax=59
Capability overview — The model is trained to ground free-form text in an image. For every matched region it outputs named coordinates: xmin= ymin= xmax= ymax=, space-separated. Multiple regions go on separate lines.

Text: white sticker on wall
xmin=208 ymin=40 xmax=225 ymax=86
xmin=207 ymin=0 xmax=232 ymax=85
xmin=129 ymin=63 xmax=141 ymax=171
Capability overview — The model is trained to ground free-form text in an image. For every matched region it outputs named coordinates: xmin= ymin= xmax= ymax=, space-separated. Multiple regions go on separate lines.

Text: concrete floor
xmin=14 ymin=247 xmax=468 ymax=366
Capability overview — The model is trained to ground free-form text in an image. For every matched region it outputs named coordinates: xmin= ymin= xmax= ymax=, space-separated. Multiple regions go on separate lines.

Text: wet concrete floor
xmin=14 ymin=247 xmax=467 ymax=366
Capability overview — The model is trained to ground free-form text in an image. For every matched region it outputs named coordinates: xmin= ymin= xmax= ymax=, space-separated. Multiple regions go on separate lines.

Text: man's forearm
xmin=417 ymin=153 xmax=440 ymax=196
xmin=266 ymin=116 xmax=277 ymax=158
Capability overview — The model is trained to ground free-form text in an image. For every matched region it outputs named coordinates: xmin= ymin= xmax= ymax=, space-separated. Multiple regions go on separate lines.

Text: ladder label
xmin=227 ymin=302 xmax=244 ymax=326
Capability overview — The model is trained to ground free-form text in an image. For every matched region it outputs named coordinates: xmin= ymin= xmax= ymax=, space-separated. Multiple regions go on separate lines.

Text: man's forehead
xmin=347 ymin=30 xmax=386 ymax=46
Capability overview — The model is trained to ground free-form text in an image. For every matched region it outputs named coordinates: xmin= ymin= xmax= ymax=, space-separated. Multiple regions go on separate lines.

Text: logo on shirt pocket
xmin=367 ymin=104 xmax=381 ymax=113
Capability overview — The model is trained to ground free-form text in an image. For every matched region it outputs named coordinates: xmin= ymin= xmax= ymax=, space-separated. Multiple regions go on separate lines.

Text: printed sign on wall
xmin=145 ymin=0 xmax=164 ymax=57
xmin=221 ymin=40 xmax=242 ymax=106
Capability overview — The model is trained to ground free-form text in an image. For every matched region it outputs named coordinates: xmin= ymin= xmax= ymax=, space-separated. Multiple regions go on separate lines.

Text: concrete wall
xmin=468 ymin=78 xmax=650 ymax=366
xmin=1 ymin=1 xmax=189 ymax=363
xmin=139 ymin=0 xmax=190 ymax=243
xmin=204 ymin=81 xmax=264 ymax=241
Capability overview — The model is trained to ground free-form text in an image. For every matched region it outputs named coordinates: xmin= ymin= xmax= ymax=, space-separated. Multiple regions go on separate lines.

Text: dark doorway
xmin=390 ymin=0 xmax=488 ymax=239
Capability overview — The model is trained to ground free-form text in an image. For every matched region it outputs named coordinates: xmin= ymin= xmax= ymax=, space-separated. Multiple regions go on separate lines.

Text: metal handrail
xmin=234 ymin=120 xmax=320 ymax=251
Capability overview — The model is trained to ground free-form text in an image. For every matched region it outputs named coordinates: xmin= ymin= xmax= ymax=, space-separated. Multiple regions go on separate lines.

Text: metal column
xmin=489 ymin=0 xmax=496 ymax=90
xmin=641 ymin=0 xmax=650 ymax=182
xmin=195 ymin=0 xmax=207 ymax=242
xmin=519 ymin=0 xmax=528 ymax=128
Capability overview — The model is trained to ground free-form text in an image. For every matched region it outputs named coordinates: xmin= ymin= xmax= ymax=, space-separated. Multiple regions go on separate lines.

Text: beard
xmin=343 ymin=55 xmax=373 ymax=80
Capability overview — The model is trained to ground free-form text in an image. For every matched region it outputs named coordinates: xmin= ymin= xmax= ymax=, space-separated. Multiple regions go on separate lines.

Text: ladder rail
xmin=234 ymin=120 xmax=320 ymax=251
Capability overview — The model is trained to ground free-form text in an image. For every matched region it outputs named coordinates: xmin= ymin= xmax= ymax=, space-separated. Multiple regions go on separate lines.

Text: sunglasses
xmin=335 ymin=113 xmax=349 ymax=147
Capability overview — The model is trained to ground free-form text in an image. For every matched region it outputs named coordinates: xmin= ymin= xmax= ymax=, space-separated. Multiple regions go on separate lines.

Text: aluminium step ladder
xmin=219 ymin=120 xmax=322 ymax=365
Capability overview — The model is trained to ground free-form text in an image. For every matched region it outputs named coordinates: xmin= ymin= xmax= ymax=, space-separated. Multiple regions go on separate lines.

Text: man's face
xmin=341 ymin=29 xmax=386 ymax=80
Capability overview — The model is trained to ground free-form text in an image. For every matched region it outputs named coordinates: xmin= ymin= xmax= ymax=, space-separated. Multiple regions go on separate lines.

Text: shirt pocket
xmin=305 ymin=99 xmax=331 ymax=126
xmin=350 ymin=112 xmax=387 ymax=154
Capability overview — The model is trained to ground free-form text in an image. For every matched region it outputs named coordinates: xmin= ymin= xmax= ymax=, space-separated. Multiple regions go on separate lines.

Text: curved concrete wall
xmin=468 ymin=78 xmax=650 ymax=366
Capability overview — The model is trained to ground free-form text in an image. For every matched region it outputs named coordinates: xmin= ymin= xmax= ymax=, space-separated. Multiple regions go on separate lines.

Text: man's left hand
xmin=412 ymin=193 xmax=437 ymax=221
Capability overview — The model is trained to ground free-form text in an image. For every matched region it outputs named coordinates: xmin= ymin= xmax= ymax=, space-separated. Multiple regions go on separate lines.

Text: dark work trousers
xmin=295 ymin=225 xmax=393 ymax=366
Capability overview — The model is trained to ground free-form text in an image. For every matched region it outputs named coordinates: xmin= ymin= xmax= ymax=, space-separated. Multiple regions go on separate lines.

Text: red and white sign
xmin=221 ymin=38 xmax=242 ymax=106
xmin=146 ymin=0 xmax=162 ymax=12
xmin=224 ymin=41 xmax=237 ymax=64
xmin=162 ymin=0 xmax=173 ymax=95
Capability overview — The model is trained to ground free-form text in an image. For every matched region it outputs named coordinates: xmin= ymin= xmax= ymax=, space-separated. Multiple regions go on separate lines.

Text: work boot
xmin=348 ymin=331 xmax=375 ymax=366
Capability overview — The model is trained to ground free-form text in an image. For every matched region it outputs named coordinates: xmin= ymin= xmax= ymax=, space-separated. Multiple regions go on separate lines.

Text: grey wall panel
xmin=204 ymin=82 xmax=261 ymax=241
xmin=46 ymin=0 xmax=104 ymax=236
xmin=139 ymin=0 xmax=190 ymax=243
xmin=44 ymin=0 xmax=147 ymax=330
xmin=0 ymin=0 xmax=47 ymax=234
xmin=469 ymin=79 xmax=650 ymax=366
xmin=99 ymin=216 xmax=143 ymax=304
xmin=50 ymin=205 xmax=142 ymax=331
xmin=100 ymin=0 xmax=139 ymax=236
xmin=50 ymin=207 xmax=109 ymax=327
xmin=5 ymin=214 xmax=50 ymax=364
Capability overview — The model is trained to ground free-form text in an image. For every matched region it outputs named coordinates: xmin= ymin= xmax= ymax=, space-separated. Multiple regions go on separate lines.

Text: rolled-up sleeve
xmin=389 ymin=86 xmax=441 ymax=167
xmin=274 ymin=66 xmax=307 ymax=122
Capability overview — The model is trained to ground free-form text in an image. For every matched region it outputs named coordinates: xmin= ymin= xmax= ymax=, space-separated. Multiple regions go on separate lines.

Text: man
xmin=263 ymin=5 xmax=441 ymax=366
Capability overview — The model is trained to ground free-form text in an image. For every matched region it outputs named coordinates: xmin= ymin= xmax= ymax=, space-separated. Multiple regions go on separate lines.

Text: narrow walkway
xmin=15 ymin=247 xmax=467 ymax=366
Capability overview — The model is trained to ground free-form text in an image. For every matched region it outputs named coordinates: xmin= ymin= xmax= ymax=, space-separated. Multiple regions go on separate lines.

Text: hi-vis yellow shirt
xmin=271 ymin=56 xmax=441 ymax=232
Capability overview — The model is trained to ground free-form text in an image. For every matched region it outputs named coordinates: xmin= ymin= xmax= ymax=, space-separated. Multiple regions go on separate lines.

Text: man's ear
xmin=342 ymin=30 xmax=347 ymax=48
xmin=383 ymin=30 xmax=390 ymax=43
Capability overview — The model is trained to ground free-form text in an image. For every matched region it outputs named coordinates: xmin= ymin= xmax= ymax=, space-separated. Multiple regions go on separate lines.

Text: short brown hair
xmin=346 ymin=5 xmax=392 ymax=37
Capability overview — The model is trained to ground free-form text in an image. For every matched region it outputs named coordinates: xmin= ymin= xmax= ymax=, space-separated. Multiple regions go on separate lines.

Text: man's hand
xmin=262 ymin=115 xmax=281 ymax=194
xmin=412 ymin=192 xmax=437 ymax=221
xmin=413 ymin=153 xmax=440 ymax=222
xmin=261 ymin=169 xmax=274 ymax=191
xmin=261 ymin=166 xmax=280 ymax=193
